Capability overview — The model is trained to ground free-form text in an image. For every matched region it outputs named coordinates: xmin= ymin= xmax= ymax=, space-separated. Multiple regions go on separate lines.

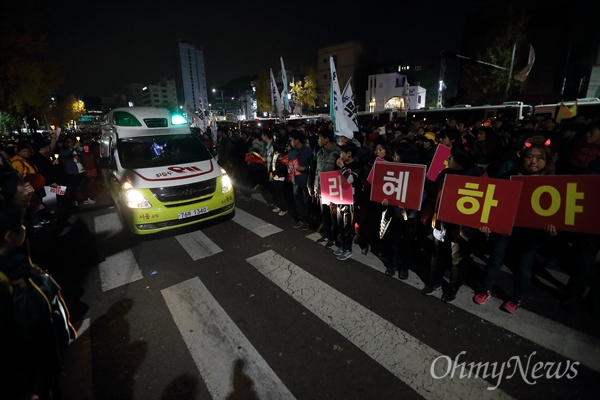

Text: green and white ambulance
xmin=98 ymin=107 xmax=234 ymax=235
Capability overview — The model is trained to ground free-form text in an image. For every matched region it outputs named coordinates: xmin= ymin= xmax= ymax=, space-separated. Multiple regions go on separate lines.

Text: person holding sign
xmin=420 ymin=145 xmax=483 ymax=302
xmin=380 ymin=142 xmax=420 ymax=280
xmin=473 ymin=136 xmax=558 ymax=314
xmin=309 ymin=129 xmax=340 ymax=247
xmin=331 ymin=143 xmax=361 ymax=261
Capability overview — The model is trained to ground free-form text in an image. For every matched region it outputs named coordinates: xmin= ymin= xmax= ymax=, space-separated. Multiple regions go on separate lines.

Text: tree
xmin=0 ymin=3 xmax=62 ymax=122
xmin=47 ymin=95 xmax=84 ymax=129
xmin=0 ymin=111 xmax=22 ymax=136
xmin=289 ymin=69 xmax=318 ymax=114
xmin=460 ymin=10 xmax=528 ymax=104
xmin=253 ymin=69 xmax=271 ymax=115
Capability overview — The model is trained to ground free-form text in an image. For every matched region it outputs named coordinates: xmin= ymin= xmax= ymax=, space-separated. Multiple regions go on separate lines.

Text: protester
xmin=420 ymin=144 xmax=483 ymax=302
xmin=288 ymin=130 xmax=313 ymax=229
xmin=332 ymin=142 xmax=361 ymax=261
xmin=309 ymin=128 xmax=340 ymax=247
xmin=59 ymin=136 xmax=96 ymax=208
xmin=473 ymin=136 xmax=558 ymax=313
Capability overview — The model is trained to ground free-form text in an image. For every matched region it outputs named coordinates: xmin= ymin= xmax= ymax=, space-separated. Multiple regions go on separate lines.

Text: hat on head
xmin=335 ymin=129 xmax=354 ymax=140
xmin=424 ymin=132 xmax=436 ymax=142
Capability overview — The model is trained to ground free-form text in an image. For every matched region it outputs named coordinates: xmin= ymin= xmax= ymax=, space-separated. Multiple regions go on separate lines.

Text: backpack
xmin=10 ymin=263 xmax=77 ymax=353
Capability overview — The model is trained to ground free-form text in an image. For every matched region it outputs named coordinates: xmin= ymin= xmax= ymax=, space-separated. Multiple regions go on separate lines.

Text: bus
xmin=404 ymin=102 xmax=533 ymax=125
xmin=533 ymin=98 xmax=600 ymax=121
xmin=356 ymin=102 xmax=533 ymax=126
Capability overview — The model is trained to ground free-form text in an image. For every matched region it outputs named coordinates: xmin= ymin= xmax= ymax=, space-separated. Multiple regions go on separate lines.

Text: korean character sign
xmin=320 ymin=170 xmax=353 ymax=205
xmin=48 ymin=185 xmax=67 ymax=196
xmin=437 ymin=175 xmax=523 ymax=235
xmin=426 ymin=144 xmax=451 ymax=181
xmin=511 ymin=175 xmax=600 ymax=234
xmin=367 ymin=157 xmax=392 ymax=184
xmin=286 ymin=157 xmax=302 ymax=183
xmin=370 ymin=162 xmax=427 ymax=210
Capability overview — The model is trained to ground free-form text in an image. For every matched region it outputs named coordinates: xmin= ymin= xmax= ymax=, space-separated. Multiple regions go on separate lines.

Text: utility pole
xmin=436 ymin=58 xmax=446 ymax=109
xmin=504 ymin=42 xmax=517 ymax=102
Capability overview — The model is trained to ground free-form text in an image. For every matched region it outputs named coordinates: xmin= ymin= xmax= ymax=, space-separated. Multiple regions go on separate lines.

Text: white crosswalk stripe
xmin=232 ymin=207 xmax=283 ymax=237
xmin=161 ymin=277 xmax=296 ymax=400
xmin=246 ymin=250 xmax=514 ymax=400
xmin=94 ymin=213 xmax=143 ymax=292
xmin=88 ymin=203 xmax=597 ymax=398
xmin=176 ymin=230 xmax=223 ymax=261
xmin=307 ymin=232 xmax=600 ymax=373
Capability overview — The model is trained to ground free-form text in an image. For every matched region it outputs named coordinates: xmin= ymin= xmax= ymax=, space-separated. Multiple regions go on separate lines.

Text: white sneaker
xmin=82 ymin=198 xmax=96 ymax=205
xmin=278 ymin=210 xmax=288 ymax=216
xmin=272 ymin=207 xmax=281 ymax=213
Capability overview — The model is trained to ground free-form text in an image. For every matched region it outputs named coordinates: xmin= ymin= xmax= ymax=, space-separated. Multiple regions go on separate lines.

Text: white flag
xmin=280 ymin=57 xmax=291 ymax=113
xmin=514 ymin=44 xmax=535 ymax=82
xmin=341 ymin=78 xmax=359 ymax=131
xmin=270 ymin=68 xmax=284 ymax=118
xmin=330 ymin=56 xmax=347 ymax=134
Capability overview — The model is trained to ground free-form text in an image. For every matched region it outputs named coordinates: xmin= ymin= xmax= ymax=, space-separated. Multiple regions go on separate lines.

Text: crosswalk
xmin=89 ymin=202 xmax=600 ymax=399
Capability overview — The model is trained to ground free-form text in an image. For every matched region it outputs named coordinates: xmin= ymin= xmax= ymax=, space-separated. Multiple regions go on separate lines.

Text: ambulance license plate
xmin=178 ymin=207 xmax=209 ymax=219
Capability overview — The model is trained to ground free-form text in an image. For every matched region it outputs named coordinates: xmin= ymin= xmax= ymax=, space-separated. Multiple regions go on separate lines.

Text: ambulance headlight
xmin=221 ymin=168 xmax=232 ymax=193
xmin=122 ymin=182 xmax=152 ymax=208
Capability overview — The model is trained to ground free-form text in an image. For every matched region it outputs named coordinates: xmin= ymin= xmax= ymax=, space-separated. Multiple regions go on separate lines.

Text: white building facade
xmin=140 ymin=78 xmax=178 ymax=108
xmin=365 ymin=72 xmax=426 ymax=112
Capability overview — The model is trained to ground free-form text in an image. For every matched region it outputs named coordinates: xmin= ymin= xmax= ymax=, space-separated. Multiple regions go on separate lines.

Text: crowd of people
xmin=1 ymin=128 xmax=99 ymax=399
xmin=216 ymin=112 xmax=600 ymax=317
xmin=1 ymin=112 xmax=599 ymax=398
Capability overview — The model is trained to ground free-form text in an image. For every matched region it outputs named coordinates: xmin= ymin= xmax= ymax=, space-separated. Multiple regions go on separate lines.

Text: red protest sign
xmin=370 ymin=162 xmax=426 ymax=210
xmin=367 ymin=157 xmax=392 ymax=184
xmin=511 ymin=174 xmax=600 ymax=234
xmin=320 ymin=170 xmax=354 ymax=205
xmin=287 ymin=158 xmax=302 ymax=177
xmin=437 ymin=174 xmax=523 ymax=235
xmin=427 ymin=144 xmax=451 ymax=181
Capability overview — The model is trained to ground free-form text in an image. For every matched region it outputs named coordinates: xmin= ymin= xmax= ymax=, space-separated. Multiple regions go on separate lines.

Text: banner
xmin=330 ymin=56 xmax=344 ymax=134
xmin=270 ymin=68 xmax=283 ymax=118
xmin=511 ymin=174 xmax=600 ymax=234
xmin=280 ymin=57 xmax=291 ymax=113
xmin=370 ymin=162 xmax=426 ymax=210
xmin=320 ymin=170 xmax=354 ymax=205
xmin=437 ymin=175 xmax=523 ymax=235
xmin=514 ymin=44 xmax=535 ymax=82
xmin=341 ymin=78 xmax=359 ymax=131
xmin=426 ymin=144 xmax=451 ymax=181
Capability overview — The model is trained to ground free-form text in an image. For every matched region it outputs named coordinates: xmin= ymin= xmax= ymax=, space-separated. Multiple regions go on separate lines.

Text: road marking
xmin=161 ymin=277 xmax=295 ymax=400
xmin=233 ymin=207 xmax=282 ymax=238
xmin=247 ymin=250 xmax=513 ymax=400
xmin=176 ymin=230 xmax=223 ymax=261
xmin=307 ymin=234 xmax=600 ymax=373
xmin=94 ymin=213 xmax=143 ymax=292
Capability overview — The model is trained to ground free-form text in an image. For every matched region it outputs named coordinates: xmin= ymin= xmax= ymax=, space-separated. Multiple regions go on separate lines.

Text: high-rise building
xmin=177 ymin=40 xmax=209 ymax=112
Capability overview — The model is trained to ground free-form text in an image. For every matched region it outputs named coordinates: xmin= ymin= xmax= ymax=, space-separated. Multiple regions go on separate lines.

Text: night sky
xmin=46 ymin=0 xmax=486 ymax=98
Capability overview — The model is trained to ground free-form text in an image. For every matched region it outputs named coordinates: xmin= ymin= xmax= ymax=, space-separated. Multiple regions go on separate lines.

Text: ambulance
xmin=98 ymin=107 xmax=235 ymax=235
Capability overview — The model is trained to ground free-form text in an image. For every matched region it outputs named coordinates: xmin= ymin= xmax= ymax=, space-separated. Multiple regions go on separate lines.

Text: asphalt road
xmin=29 ymin=181 xmax=600 ymax=400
